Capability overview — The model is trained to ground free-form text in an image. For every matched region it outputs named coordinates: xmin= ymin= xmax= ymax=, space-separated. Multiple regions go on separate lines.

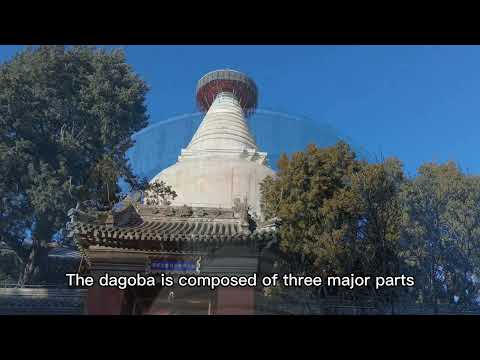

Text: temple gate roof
xmin=67 ymin=200 xmax=279 ymax=263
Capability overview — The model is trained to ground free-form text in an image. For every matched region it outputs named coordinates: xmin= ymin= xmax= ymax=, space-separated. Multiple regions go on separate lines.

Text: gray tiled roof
xmin=68 ymin=202 xmax=277 ymax=252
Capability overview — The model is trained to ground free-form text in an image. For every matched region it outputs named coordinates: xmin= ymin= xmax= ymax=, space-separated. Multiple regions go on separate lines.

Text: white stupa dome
xmin=149 ymin=70 xmax=275 ymax=216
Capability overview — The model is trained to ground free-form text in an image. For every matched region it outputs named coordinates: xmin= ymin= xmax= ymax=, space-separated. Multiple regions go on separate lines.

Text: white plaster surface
xmin=150 ymin=91 xmax=275 ymax=215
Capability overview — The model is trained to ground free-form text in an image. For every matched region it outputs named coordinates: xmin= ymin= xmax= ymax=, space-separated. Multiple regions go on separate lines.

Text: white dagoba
xmin=150 ymin=71 xmax=275 ymax=217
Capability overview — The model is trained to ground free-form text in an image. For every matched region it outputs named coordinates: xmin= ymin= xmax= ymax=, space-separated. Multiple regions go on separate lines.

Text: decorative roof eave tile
xmin=74 ymin=228 xmax=275 ymax=249
xmin=67 ymin=200 xmax=278 ymax=256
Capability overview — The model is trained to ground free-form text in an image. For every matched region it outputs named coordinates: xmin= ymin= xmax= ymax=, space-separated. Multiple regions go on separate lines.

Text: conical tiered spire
xmin=150 ymin=70 xmax=274 ymax=213
xmin=179 ymin=70 xmax=266 ymax=163
xmin=179 ymin=92 xmax=264 ymax=161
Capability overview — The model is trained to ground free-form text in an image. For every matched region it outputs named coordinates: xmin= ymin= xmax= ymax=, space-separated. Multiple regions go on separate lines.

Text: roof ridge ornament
xmin=233 ymin=196 xmax=252 ymax=233
xmin=177 ymin=205 xmax=193 ymax=217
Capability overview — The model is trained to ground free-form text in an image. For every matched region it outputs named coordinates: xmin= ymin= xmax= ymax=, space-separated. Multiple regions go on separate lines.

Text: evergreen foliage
xmin=0 ymin=46 xmax=149 ymax=285
xmin=261 ymin=144 xmax=480 ymax=308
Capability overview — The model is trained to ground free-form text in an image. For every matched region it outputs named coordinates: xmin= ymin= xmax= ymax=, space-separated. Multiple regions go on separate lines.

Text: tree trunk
xmin=18 ymin=240 xmax=49 ymax=286
xmin=17 ymin=217 xmax=53 ymax=287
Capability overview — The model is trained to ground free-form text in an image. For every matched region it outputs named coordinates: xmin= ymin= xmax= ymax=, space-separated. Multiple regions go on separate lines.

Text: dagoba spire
xmin=178 ymin=70 xmax=266 ymax=164
xmin=151 ymin=69 xmax=274 ymax=213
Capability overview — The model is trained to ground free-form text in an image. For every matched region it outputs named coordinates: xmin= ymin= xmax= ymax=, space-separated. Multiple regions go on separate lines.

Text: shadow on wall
xmin=126 ymin=110 xmax=370 ymax=182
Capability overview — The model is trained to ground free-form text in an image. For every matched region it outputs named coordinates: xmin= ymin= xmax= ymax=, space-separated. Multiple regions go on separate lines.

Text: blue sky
xmin=1 ymin=45 xmax=479 ymax=176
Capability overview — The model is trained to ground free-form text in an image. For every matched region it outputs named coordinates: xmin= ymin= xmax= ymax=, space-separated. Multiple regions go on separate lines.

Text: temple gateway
xmin=68 ymin=70 xmax=280 ymax=315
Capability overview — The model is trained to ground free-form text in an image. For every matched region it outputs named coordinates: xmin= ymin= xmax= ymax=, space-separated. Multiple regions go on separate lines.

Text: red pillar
xmin=86 ymin=286 xmax=126 ymax=315
xmin=215 ymin=287 xmax=255 ymax=315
